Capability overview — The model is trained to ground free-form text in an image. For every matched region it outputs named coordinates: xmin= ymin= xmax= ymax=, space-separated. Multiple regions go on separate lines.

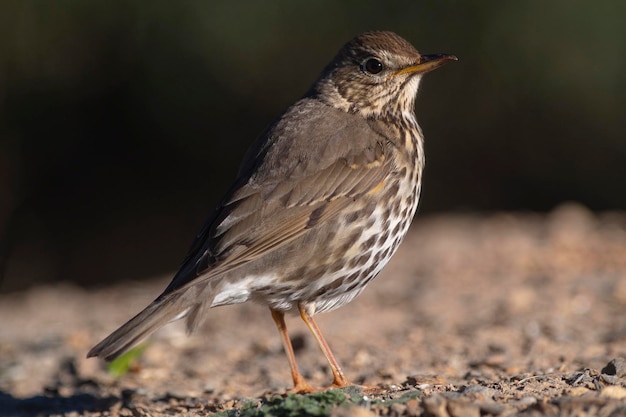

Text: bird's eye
xmin=362 ymin=58 xmax=383 ymax=75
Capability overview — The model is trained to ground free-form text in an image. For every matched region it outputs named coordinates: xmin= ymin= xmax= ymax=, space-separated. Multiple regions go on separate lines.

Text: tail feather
xmin=185 ymin=301 xmax=209 ymax=335
xmin=87 ymin=292 xmax=190 ymax=361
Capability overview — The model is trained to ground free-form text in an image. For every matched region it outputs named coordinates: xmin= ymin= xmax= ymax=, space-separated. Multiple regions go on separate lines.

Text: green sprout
xmin=106 ymin=343 xmax=149 ymax=377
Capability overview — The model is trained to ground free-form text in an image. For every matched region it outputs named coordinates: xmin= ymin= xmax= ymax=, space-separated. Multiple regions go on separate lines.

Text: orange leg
xmin=270 ymin=308 xmax=314 ymax=393
xmin=298 ymin=304 xmax=351 ymax=388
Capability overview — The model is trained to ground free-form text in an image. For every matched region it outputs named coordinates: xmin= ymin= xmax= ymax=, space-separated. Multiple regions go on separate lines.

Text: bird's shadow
xmin=0 ymin=391 xmax=118 ymax=417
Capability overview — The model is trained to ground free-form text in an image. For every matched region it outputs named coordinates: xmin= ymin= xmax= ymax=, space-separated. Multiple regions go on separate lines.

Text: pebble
xmin=600 ymin=386 xmax=626 ymax=399
xmin=601 ymin=357 xmax=626 ymax=378
xmin=446 ymin=399 xmax=480 ymax=417
xmin=422 ymin=395 xmax=448 ymax=417
xmin=512 ymin=396 xmax=537 ymax=407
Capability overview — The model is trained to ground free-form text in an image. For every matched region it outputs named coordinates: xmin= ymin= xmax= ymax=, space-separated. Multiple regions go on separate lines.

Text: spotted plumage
xmin=88 ymin=31 xmax=456 ymax=393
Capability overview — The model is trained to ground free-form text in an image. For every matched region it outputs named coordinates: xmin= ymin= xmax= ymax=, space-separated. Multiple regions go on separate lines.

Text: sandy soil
xmin=1 ymin=203 xmax=626 ymax=416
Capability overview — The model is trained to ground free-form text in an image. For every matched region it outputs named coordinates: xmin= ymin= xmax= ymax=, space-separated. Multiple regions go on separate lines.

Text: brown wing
xmin=160 ymin=97 xmax=392 ymax=297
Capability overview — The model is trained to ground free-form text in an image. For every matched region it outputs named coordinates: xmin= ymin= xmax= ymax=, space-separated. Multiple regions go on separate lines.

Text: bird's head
xmin=311 ymin=31 xmax=457 ymax=120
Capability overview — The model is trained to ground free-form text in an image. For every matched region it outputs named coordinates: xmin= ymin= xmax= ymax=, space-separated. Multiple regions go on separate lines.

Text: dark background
xmin=1 ymin=1 xmax=625 ymax=292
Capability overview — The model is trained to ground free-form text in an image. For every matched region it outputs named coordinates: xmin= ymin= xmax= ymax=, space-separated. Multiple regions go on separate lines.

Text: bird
xmin=88 ymin=31 xmax=456 ymax=393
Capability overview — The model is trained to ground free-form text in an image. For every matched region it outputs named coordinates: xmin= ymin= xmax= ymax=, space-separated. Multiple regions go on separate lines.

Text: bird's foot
xmin=288 ymin=379 xmax=317 ymax=394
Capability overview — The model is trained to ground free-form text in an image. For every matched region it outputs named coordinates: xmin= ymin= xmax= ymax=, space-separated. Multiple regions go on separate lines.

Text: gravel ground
xmin=1 ymin=203 xmax=626 ymax=416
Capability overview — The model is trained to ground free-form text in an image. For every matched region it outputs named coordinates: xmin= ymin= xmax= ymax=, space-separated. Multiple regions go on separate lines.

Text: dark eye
xmin=362 ymin=58 xmax=383 ymax=74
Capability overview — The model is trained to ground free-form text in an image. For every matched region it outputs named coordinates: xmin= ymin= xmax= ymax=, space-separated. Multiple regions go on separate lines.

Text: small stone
xmin=600 ymin=374 xmax=619 ymax=385
xmin=405 ymin=398 xmax=420 ymax=414
xmin=329 ymin=406 xmax=376 ymax=417
xmin=405 ymin=375 xmax=448 ymax=386
xmin=601 ymin=358 xmax=626 ymax=377
xmin=446 ymin=399 xmax=480 ymax=417
xmin=390 ymin=403 xmax=407 ymax=415
xmin=548 ymin=202 xmax=595 ymax=243
xmin=512 ymin=396 xmax=537 ymax=407
xmin=423 ymin=395 xmax=449 ymax=417
xmin=119 ymin=407 xmax=134 ymax=417
xmin=478 ymin=402 xmax=507 ymax=415
xmin=600 ymin=386 xmax=626 ymax=399
xmin=460 ymin=384 xmax=497 ymax=400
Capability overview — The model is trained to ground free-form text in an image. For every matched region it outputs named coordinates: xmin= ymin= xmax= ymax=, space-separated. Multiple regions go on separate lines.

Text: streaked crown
xmin=310 ymin=31 xmax=456 ymax=120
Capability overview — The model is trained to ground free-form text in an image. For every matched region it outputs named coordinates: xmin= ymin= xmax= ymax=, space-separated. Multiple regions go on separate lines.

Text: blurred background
xmin=1 ymin=0 xmax=625 ymax=292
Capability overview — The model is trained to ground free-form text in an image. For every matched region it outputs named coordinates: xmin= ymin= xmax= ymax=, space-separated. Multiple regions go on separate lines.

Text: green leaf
xmin=106 ymin=343 xmax=149 ymax=377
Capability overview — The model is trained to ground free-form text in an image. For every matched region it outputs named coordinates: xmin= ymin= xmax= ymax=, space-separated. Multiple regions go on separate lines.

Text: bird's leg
xmin=298 ymin=304 xmax=351 ymax=388
xmin=270 ymin=308 xmax=314 ymax=393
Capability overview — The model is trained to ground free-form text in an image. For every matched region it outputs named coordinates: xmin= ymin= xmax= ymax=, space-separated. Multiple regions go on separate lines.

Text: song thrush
xmin=88 ymin=31 xmax=456 ymax=392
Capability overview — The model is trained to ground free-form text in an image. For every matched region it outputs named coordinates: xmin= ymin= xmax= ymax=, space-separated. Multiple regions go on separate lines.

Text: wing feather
xmin=161 ymin=98 xmax=393 ymax=296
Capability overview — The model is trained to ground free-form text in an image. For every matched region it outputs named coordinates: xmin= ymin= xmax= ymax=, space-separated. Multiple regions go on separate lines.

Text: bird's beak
xmin=394 ymin=54 xmax=458 ymax=76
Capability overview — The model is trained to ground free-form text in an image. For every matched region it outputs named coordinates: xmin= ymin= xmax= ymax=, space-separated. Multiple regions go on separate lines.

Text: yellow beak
xmin=394 ymin=54 xmax=458 ymax=76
